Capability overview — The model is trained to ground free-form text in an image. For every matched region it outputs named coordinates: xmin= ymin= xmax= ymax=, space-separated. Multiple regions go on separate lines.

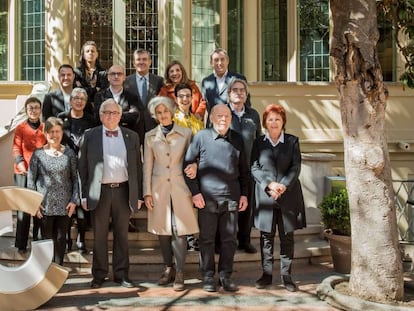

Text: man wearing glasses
xmin=94 ymin=65 xmax=140 ymax=133
xmin=79 ymin=99 xmax=143 ymax=289
xmin=227 ymin=79 xmax=261 ymax=254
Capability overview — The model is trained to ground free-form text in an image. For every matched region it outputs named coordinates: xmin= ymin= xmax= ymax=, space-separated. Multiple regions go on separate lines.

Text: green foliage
xmin=318 ymin=188 xmax=351 ymax=236
xmin=377 ymin=0 xmax=414 ymax=88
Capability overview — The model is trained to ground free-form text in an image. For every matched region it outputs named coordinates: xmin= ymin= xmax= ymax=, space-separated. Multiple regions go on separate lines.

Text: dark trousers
xmin=14 ymin=173 xmax=41 ymax=250
xmin=91 ymin=184 xmax=130 ymax=281
xmin=260 ymin=208 xmax=294 ymax=276
xmin=67 ymin=205 xmax=90 ymax=248
xmin=41 ymin=215 xmax=71 ymax=265
xmin=198 ymin=201 xmax=238 ymax=278
xmin=237 ymin=182 xmax=254 ymax=246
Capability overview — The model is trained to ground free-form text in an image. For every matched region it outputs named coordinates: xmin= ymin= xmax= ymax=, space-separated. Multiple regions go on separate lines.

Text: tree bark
xmin=330 ymin=0 xmax=404 ymax=302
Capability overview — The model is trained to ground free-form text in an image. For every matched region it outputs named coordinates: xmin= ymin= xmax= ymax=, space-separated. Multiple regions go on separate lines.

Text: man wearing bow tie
xmin=79 ymin=98 xmax=143 ymax=289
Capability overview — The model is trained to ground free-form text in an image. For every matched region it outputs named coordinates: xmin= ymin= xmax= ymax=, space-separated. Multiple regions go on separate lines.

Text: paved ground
xmin=38 ymin=260 xmax=342 ymax=310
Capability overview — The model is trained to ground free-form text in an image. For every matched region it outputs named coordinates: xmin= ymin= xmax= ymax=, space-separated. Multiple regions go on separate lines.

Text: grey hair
xmin=70 ymin=87 xmax=88 ymax=100
xmin=147 ymin=96 xmax=175 ymax=119
xmin=99 ymin=98 xmax=122 ymax=114
xmin=227 ymin=78 xmax=249 ymax=96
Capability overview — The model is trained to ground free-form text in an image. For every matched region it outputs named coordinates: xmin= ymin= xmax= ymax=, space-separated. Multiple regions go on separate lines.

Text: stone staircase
xmin=0 ymin=210 xmax=331 ymax=273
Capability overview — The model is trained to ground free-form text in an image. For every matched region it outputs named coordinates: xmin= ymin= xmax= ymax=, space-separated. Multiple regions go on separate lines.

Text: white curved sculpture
xmin=0 ymin=186 xmax=68 ymax=311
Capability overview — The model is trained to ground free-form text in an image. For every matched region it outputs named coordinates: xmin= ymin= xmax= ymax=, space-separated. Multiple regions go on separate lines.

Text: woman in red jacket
xmin=12 ymin=97 xmax=47 ymax=253
xmin=158 ymin=60 xmax=206 ymax=120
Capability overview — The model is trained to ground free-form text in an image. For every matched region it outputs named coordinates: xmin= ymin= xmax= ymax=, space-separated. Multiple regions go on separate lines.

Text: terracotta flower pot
xmin=324 ymin=229 xmax=351 ymax=274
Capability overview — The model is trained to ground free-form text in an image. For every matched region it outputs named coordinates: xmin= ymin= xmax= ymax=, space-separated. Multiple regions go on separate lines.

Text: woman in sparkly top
xmin=28 ymin=117 xmax=80 ymax=265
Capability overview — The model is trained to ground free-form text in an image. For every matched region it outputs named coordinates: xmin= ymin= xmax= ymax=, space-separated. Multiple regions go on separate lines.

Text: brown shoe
xmin=173 ymin=272 xmax=185 ymax=291
xmin=158 ymin=266 xmax=175 ymax=285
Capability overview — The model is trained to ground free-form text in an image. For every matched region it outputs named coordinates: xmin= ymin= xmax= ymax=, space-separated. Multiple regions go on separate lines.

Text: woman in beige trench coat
xmin=144 ymin=96 xmax=199 ymax=291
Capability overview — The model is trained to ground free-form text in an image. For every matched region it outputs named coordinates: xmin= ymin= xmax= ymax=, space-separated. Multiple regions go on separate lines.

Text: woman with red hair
xmin=251 ymin=103 xmax=306 ymax=292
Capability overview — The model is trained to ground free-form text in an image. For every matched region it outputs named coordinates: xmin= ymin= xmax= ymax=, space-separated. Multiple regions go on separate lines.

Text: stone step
xmin=0 ymin=225 xmax=331 ymax=274
xmin=1 ymin=212 xmax=330 ymax=273
xmin=0 ymin=238 xmax=331 ymax=274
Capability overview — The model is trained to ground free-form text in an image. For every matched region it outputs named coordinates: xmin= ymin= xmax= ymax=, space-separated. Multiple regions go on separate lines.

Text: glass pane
xmin=126 ymin=0 xmax=159 ymax=76
xmin=0 ymin=2 xmax=7 ymax=80
xmin=21 ymin=0 xmax=45 ymax=81
xmin=166 ymin=0 xmax=184 ymax=62
xmin=80 ymin=0 xmax=113 ymax=70
xmin=377 ymin=10 xmax=395 ymax=82
xmin=298 ymin=0 xmax=330 ymax=82
xmin=192 ymin=0 xmax=220 ymax=84
xmin=227 ymin=0 xmax=243 ymax=74
xmin=262 ymin=0 xmax=287 ymax=81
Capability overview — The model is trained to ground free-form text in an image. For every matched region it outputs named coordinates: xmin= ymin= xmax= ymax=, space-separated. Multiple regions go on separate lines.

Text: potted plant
xmin=318 ymin=188 xmax=351 ymax=273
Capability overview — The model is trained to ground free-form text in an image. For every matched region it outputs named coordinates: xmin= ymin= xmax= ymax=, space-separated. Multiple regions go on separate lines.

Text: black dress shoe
xmin=281 ymin=275 xmax=297 ymax=292
xmin=90 ymin=278 xmax=104 ymax=289
xmin=114 ymin=277 xmax=135 ymax=288
xmin=255 ymin=274 xmax=272 ymax=289
xmin=203 ymin=276 xmax=217 ymax=292
xmin=219 ymin=277 xmax=238 ymax=292
xmin=243 ymin=243 xmax=257 ymax=254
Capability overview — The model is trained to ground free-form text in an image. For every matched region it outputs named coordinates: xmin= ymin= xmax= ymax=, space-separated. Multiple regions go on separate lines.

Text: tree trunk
xmin=330 ymin=0 xmax=404 ymax=302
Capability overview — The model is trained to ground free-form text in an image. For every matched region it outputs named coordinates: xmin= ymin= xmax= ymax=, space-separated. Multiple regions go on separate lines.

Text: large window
xmin=191 ymin=0 xmax=220 ymax=83
xmin=0 ymin=2 xmax=7 ymax=80
xmin=80 ymin=0 xmax=113 ymax=70
xmin=377 ymin=10 xmax=395 ymax=82
xmin=21 ymin=0 xmax=45 ymax=81
xmin=298 ymin=0 xmax=330 ymax=82
xmin=227 ymin=0 xmax=244 ymax=74
xmin=262 ymin=0 xmax=287 ymax=81
xmin=126 ymin=0 xmax=159 ymax=75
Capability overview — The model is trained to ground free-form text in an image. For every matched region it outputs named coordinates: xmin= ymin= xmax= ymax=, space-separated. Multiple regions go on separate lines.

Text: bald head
xmin=210 ymin=104 xmax=232 ymax=135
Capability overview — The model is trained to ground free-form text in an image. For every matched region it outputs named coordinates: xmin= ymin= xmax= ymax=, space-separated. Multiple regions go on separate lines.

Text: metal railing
xmin=393 ymin=179 xmax=414 ymax=242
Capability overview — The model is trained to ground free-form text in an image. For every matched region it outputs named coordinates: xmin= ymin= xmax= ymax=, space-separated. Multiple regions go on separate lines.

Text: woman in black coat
xmin=251 ymin=103 xmax=306 ymax=292
xmin=74 ymin=41 xmax=108 ymax=112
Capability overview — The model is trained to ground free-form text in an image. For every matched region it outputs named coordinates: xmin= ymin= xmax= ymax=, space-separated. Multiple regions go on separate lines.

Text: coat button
xmin=167 ymin=178 xmax=170 ymax=182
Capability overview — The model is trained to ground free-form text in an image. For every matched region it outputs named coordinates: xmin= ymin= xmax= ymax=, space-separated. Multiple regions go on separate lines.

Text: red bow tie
xmin=105 ymin=130 xmax=119 ymax=137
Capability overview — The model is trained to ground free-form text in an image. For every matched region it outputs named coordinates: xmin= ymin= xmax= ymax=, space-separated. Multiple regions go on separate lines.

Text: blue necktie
xmin=141 ymin=77 xmax=147 ymax=104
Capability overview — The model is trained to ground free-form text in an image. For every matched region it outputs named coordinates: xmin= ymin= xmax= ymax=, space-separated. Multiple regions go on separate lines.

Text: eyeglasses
xmin=108 ymin=72 xmax=124 ymax=77
xmin=177 ymin=94 xmax=192 ymax=99
xmin=101 ymin=111 xmax=121 ymax=116
xmin=230 ymin=88 xmax=246 ymax=93
xmin=26 ymin=106 xmax=41 ymax=111
xmin=72 ymin=96 xmax=87 ymax=101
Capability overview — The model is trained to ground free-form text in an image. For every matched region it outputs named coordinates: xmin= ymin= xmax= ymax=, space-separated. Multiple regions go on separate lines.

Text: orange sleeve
xmin=191 ymin=84 xmax=206 ymax=119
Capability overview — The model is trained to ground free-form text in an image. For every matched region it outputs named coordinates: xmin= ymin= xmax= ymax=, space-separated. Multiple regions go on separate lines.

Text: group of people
xmin=12 ymin=42 xmax=307 ymax=294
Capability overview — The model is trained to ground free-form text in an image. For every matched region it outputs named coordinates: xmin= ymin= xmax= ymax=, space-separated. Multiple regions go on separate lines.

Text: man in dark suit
xmin=78 ymin=98 xmax=143 ymax=289
xmin=124 ymin=49 xmax=163 ymax=145
xmin=184 ymin=104 xmax=249 ymax=293
xmin=201 ymin=48 xmax=251 ymax=124
xmin=94 ymin=65 xmax=140 ymax=132
xmin=42 ymin=64 xmax=76 ymax=121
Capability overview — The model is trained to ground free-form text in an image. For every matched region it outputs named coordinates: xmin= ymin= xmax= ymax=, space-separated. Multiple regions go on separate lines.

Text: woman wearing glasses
xmin=12 ymin=97 xmax=47 ymax=253
xmin=158 ymin=60 xmax=206 ymax=120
